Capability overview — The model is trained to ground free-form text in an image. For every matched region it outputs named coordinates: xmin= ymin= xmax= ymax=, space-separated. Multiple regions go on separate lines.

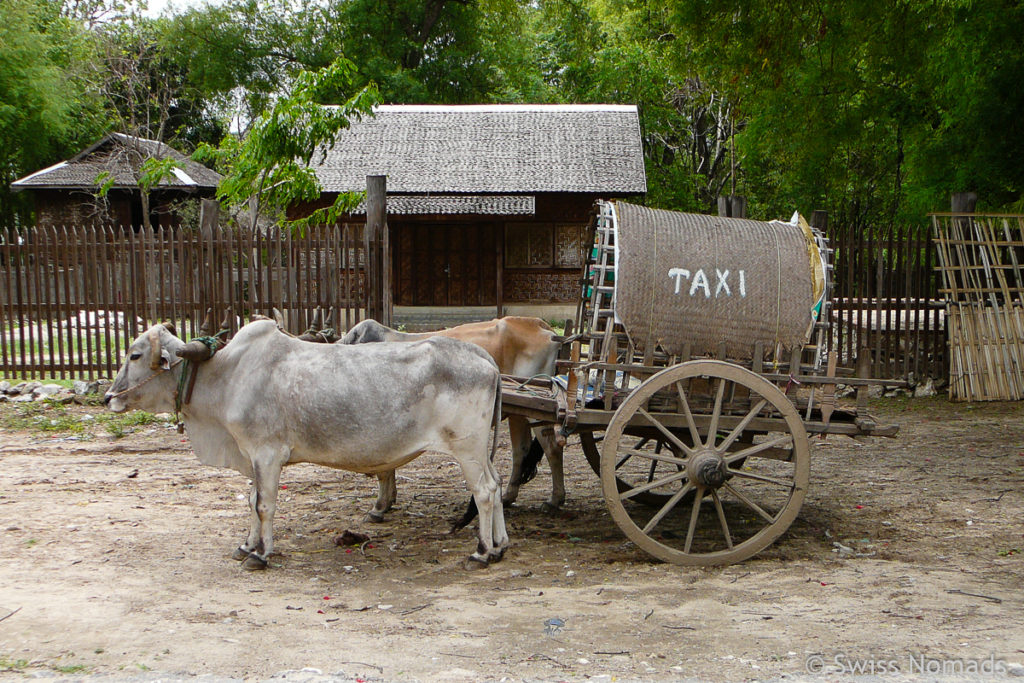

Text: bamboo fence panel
xmin=932 ymin=214 xmax=1024 ymax=400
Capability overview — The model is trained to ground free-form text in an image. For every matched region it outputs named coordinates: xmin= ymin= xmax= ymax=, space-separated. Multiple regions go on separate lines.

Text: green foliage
xmin=158 ymin=0 xmax=337 ymax=129
xmin=194 ymin=58 xmax=378 ymax=228
xmin=0 ymin=0 xmax=109 ymax=225
xmin=1 ymin=0 xmax=1022 ymax=227
xmin=54 ymin=664 xmax=89 ymax=674
xmin=659 ymin=0 xmax=1024 ymax=221
xmin=322 ymin=0 xmax=501 ymax=103
xmin=1 ymin=403 xmax=88 ymax=433
xmin=0 ymin=400 xmax=168 ymax=437
xmin=137 ymin=156 xmax=182 ymax=193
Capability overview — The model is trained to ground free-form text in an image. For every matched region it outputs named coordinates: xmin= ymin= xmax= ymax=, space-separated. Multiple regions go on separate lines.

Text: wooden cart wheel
xmin=601 ymin=360 xmax=810 ymax=565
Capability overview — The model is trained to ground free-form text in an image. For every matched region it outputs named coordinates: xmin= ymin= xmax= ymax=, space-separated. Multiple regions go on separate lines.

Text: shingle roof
xmin=11 ymin=133 xmax=222 ymax=191
xmin=313 ymin=104 xmax=647 ymax=194
xmin=351 ymin=195 xmax=534 ymax=215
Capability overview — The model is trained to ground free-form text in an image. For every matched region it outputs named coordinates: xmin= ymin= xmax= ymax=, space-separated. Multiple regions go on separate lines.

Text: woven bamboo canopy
xmin=610 ymin=201 xmax=824 ymax=359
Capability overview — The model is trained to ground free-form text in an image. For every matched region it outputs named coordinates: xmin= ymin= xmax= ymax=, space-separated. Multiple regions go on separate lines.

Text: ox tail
xmin=451 ymin=371 xmax=502 ymax=533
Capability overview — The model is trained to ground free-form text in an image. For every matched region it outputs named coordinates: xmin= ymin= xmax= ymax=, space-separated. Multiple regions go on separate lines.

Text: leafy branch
xmin=194 ymin=57 xmax=378 ymax=230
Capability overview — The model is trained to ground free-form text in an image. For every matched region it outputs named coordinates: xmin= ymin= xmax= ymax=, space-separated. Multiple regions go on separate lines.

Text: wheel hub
xmin=688 ymin=451 xmax=727 ymax=488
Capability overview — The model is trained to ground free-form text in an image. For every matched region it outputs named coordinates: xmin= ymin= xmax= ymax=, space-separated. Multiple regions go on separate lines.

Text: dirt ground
xmin=1 ymin=395 xmax=1023 ymax=681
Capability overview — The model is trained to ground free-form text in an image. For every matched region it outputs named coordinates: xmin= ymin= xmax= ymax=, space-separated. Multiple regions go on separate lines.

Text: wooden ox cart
xmin=501 ymin=200 xmax=898 ymax=565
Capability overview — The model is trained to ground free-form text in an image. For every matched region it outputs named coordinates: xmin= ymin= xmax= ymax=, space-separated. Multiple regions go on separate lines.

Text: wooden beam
xmin=496 ymin=222 xmax=504 ymax=318
xmin=366 ymin=175 xmax=386 ymax=322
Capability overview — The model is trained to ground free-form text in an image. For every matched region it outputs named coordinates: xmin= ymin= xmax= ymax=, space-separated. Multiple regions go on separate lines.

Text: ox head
xmin=104 ymin=322 xmax=184 ymax=414
xmin=339 ymin=319 xmax=390 ymax=345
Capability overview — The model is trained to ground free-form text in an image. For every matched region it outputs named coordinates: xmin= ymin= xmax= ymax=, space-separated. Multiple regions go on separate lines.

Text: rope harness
xmin=172 ymin=331 xmax=229 ymax=431
xmin=105 ymin=357 xmax=184 ymax=401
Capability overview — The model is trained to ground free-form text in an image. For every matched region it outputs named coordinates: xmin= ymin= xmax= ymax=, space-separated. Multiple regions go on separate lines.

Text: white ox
xmin=104 ymin=320 xmax=508 ymax=570
xmin=340 ymin=317 xmax=565 ymax=521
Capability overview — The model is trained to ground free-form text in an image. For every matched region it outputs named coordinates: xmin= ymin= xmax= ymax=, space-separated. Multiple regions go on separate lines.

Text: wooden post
xmin=496 ymin=223 xmax=504 ymax=318
xmin=717 ymin=196 xmax=730 ymax=217
xmin=951 ymin=192 xmax=977 ymax=214
xmin=717 ymin=195 xmax=747 ymax=218
xmin=365 ymin=175 xmax=387 ymax=323
xmin=382 ymin=223 xmax=392 ymax=327
xmin=200 ymin=199 xmax=219 ymax=236
xmin=730 ymin=195 xmax=747 ymax=219
xmin=810 ymin=210 xmax=828 ymax=231
xmin=199 ymin=199 xmax=218 ymax=328
xmin=856 ymin=345 xmax=872 ymax=410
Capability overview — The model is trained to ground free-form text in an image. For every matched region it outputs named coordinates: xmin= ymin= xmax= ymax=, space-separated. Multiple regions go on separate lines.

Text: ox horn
xmin=298 ymin=307 xmax=324 ymax=342
xmin=218 ymin=310 xmax=233 ymax=337
xmin=198 ymin=309 xmax=215 ymax=336
xmin=321 ymin=307 xmax=340 ymax=343
xmin=162 ymin=321 xmax=177 ymax=337
xmin=176 ymin=309 xmax=217 ymax=362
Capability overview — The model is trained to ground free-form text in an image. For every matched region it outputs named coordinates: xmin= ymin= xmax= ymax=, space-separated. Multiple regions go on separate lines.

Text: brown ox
xmin=341 ymin=317 xmax=565 ymax=522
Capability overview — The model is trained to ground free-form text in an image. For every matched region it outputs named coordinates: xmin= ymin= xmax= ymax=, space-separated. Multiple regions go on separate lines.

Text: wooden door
xmin=394 ymin=223 xmax=497 ymax=306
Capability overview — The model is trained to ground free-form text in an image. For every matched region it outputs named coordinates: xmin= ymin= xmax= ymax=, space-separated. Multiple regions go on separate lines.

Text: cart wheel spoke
xmin=583 ymin=432 xmax=680 ymax=507
xmin=722 ymin=482 xmax=777 ymax=524
xmin=641 ymin=482 xmax=695 ymax=535
xmin=684 ymin=489 xmax=704 ymax=553
xmin=619 ymin=470 xmax=689 ymax=501
xmin=636 ymin=406 xmax=696 ymax=456
xmin=705 ymin=378 xmax=727 ymax=447
xmin=724 ymin=434 xmax=794 ymax=464
xmin=717 ymin=398 xmax=768 ymax=452
xmin=622 ymin=448 xmax=687 ymax=468
xmin=675 ymin=380 xmax=702 ymax=446
xmin=728 ymin=468 xmax=795 ymax=489
xmin=711 ymin=490 xmax=733 ymax=549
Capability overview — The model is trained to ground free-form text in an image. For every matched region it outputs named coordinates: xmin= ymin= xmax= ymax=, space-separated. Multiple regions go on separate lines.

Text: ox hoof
xmin=540 ymin=501 xmax=563 ymax=515
xmin=487 ymin=547 xmax=506 ymax=564
xmin=241 ymin=553 xmax=268 ymax=571
xmin=231 ymin=547 xmax=250 ymax=561
xmin=364 ymin=511 xmax=386 ymax=524
xmin=464 ymin=555 xmax=489 ymax=570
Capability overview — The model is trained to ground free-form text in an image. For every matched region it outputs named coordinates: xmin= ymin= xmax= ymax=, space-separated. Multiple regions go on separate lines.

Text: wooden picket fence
xmin=0 ymin=223 xmax=372 ymax=378
xmin=1 ymin=218 xmax=948 ymax=383
xmin=824 ymin=219 xmax=947 ymax=386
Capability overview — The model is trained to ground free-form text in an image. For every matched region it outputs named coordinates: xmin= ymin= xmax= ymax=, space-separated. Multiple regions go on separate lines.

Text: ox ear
xmin=160 ymin=348 xmax=173 ymax=370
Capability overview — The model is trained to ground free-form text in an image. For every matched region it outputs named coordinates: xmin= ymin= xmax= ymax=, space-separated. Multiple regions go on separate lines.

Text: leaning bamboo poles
xmin=932 ymin=214 xmax=1024 ymax=400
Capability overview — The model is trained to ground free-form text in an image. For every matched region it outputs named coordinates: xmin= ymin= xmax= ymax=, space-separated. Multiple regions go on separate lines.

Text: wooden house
xmin=295 ymin=104 xmax=647 ymax=325
xmin=11 ymin=133 xmax=222 ymax=230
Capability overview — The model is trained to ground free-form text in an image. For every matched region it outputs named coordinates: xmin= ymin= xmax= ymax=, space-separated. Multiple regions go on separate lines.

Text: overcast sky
xmin=142 ymin=0 xmax=222 ymax=18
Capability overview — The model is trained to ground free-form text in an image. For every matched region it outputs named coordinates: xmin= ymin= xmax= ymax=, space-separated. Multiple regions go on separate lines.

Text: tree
xmin=195 ymin=57 xmax=378 ymax=229
xmin=0 ymin=0 xmax=108 ymax=227
xmin=660 ymin=0 xmax=1024 ymax=221
xmin=530 ymin=0 xmax=740 ymax=212
xmin=158 ymin=0 xmax=338 ymax=135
